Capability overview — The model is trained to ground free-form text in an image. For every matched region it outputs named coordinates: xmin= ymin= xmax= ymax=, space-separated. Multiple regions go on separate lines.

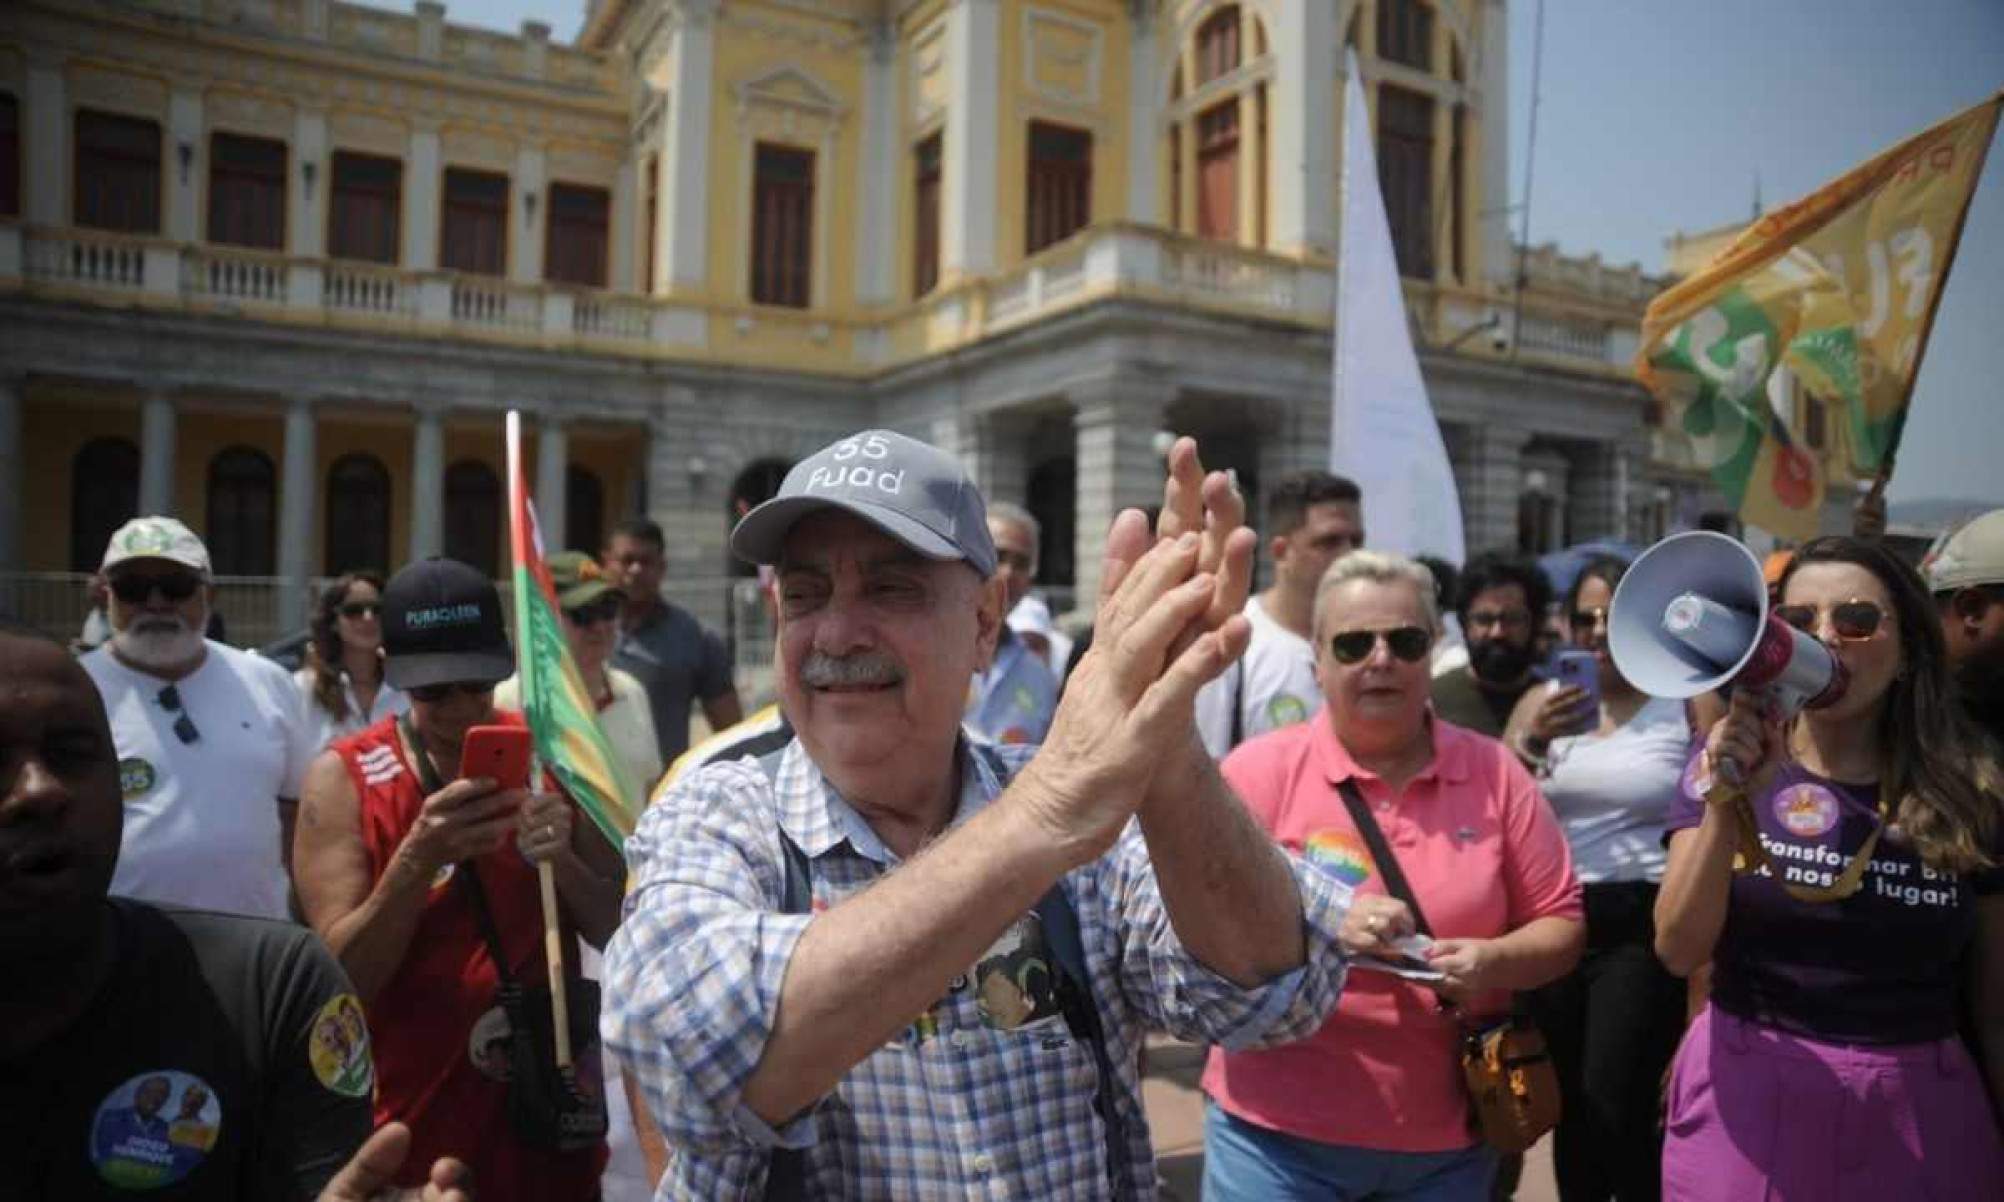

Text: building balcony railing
xmin=0 ymin=220 xmax=1644 ymax=378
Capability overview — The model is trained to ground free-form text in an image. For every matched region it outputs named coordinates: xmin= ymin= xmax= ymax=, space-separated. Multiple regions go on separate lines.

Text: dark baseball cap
xmin=729 ymin=430 xmax=996 ymax=575
xmin=380 ymin=557 xmax=514 ymax=690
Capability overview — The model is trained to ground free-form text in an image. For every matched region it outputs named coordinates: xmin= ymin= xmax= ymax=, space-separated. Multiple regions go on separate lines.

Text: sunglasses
xmin=111 ymin=573 xmax=202 ymax=604
xmin=157 ymin=684 xmax=200 ymax=745
xmin=408 ymin=681 xmax=498 ymax=704
xmin=1772 ymin=600 xmax=1890 ymax=642
xmin=563 ymin=597 xmax=621 ymax=626
xmin=1568 ymin=607 xmax=1610 ymax=632
xmin=1328 ymin=626 xmax=1432 ymax=665
xmin=338 ymin=602 xmax=381 ymax=619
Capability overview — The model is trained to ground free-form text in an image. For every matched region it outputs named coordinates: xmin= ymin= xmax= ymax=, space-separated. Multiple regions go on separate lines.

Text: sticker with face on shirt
xmin=972 ymin=913 xmax=1066 ymax=1032
xmin=118 ymin=758 xmax=156 ymax=801
xmin=90 ymin=1070 xmax=222 ymax=1189
xmin=1266 ymin=695 xmax=1310 ymax=727
xmin=1773 ymin=783 xmax=1842 ymax=839
xmin=308 ymin=994 xmax=374 ymax=1098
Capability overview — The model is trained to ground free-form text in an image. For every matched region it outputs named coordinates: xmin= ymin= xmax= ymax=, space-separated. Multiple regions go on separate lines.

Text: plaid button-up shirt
xmin=602 ymin=734 xmax=1350 ymax=1199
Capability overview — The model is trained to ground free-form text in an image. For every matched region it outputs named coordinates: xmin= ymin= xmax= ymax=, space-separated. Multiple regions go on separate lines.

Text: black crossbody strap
xmin=400 ymin=715 xmax=517 ymax=985
xmin=1335 ymin=778 xmax=1434 ymax=938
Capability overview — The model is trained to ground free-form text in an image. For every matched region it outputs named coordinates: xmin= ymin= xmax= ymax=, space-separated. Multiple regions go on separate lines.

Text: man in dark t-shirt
xmin=0 ymin=621 xmax=469 ymax=1201
xmin=603 ymin=518 xmax=743 ymax=764
xmin=1431 ymin=552 xmax=1550 ymax=737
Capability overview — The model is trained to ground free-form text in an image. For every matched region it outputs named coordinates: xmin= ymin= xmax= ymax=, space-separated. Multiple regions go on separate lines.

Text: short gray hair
xmin=987 ymin=501 xmax=1041 ymax=568
xmin=1312 ymin=549 xmax=1440 ymax=641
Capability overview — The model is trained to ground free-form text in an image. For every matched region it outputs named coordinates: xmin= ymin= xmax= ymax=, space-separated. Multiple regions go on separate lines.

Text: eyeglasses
xmin=1773 ymin=600 xmax=1890 ymax=642
xmin=563 ymin=597 xmax=621 ymax=626
xmin=157 ymin=684 xmax=200 ymax=745
xmin=408 ymin=681 xmax=498 ymax=704
xmin=1466 ymin=608 xmax=1532 ymax=633
xmin=111 ymin=573 xmax=202 ymax=605
xmin=995 ymin=549 xmax=1035 ymax=574
xmin=1569 ymin=607 xmax=1610 ymax=632
xmin=1328 ymin=626 xmax=1432 ymax=665
xmin=338 ymin=602 xmax=381 ymax=619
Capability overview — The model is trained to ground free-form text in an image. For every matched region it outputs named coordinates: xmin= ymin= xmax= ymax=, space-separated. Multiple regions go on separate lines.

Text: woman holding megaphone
xmin=1653 ymin=536 xmax=2004 ymax=1201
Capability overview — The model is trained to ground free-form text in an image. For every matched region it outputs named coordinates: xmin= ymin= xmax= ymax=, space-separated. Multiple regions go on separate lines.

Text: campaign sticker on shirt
xmin=972 ymin=913 xmax=1065 ymax=1032
xmin=1774 ymin=783 xmax=1841 ymax=839
xmin=469 ymin=1005 xmax=514 ymax=1082
xmin=1266 ymin=695 xmax=1310 ymax=727
xmin=118 ymin=757 xmax=156 ymax=801
xmin=1680 ymin=754 xmax=1712 ymax=801
xmin=1305 ymin=828 xmax=1374 ymax=887
xmin=90 ymin=1070 xmax=221 ymax=1190
xmin=308 ymin=994 xmax=374 ymax=1098
xmin=429 ymin=862 xmax=457 ymax=893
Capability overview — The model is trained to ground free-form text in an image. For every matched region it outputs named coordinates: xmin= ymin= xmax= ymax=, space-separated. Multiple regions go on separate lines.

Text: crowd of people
xmin=3 ymin=428 xmax=2001 ymax=1200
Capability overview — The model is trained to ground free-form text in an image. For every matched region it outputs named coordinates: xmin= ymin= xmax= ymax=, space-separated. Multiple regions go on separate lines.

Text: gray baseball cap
xmin=731 ymin=430 xmax=997 ymax=576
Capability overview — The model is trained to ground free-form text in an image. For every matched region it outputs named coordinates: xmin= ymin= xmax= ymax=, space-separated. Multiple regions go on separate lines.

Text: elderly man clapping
xmin=602 ymin=431 xmax=1350 ymax=1198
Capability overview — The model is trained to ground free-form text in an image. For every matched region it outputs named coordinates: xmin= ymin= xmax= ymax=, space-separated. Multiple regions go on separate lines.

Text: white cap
xmin=1923 ymin=508 xmax=2004 ymax=592
xmin=1007 ymin=593 xmax=1056 ymax=641
xmin=100 ymin=516 xmax=212 ymax=578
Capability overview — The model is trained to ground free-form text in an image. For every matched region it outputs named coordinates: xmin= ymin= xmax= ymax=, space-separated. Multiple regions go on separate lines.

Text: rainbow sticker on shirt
xmin=1304 ymin=828 xmax=1374 ymax=887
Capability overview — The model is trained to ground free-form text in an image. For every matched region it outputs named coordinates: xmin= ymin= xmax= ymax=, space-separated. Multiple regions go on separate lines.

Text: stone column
xmin=408 ymin=407 xmax=444 ymax=560
xmin=1478 ymin=0 xmax=1513 ymax=287
xmin=405 ymin=122 xmax=442 ymax=270
xmin=1125 ymin=3 xmax=1159 ymax=223
xmin=659 ymin=0 xmax=719 ymax=292
xmin=0 ymin=377 xmax=22 ymax=573
xmin=1269 ymin=0 xmax=1337 ymax=256
xmin=276 ymin=397 xmax=318 ymax=631
xmin=536 ymin=415 xmax=569 ymax=548
xmin=1071 ymin=377 xmax=1167 ymax=604
xmin=1567 ymin=440 xmax=1630 ymax=544
xmin=854 ymin=21 xmax=898 ymax=304
xmin=608 ymin=154 xmax=638 ymax=293
xmin=931 ymin=410 xmax=1027 ymax=506
xmin=511 ymin=144 xmax=546 ymax=284
xmin=138 ymin=391 xmax=178 ymax=517
xmin=942 ymin=0 xmax=1000 ymax=280
xmin=1460 ymin=425 xmax=1528 ymax=556
xmin=24 ymin=62 xmax=67 ymax=225
xmin=166 ymin=85 xmax=204 ymax=243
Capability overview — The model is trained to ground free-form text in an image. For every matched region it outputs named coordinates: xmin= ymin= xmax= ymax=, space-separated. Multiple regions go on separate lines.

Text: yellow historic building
xmin=0 ymin=0 xmax=1702 ymax=645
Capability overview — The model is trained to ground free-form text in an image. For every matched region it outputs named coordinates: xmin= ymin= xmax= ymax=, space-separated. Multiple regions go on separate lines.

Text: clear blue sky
xmin=370 ymin=0 xmax=2004 ymax=506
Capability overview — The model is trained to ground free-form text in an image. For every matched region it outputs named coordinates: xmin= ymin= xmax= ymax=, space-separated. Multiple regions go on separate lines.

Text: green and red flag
xmin=1637 ymin=92 xmax=2000 ymax=539
xmin=505 ymin=411 xmax=636 ymax=848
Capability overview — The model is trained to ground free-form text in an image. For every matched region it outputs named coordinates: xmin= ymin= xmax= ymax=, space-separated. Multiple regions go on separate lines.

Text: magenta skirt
xmin=1664 ymin=1006 xmax=2003 ymax=1201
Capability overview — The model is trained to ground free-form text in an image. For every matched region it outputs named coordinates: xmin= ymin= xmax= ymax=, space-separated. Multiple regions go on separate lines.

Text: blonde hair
xmin=1312 ymin=550 xmax=1440 ymax=642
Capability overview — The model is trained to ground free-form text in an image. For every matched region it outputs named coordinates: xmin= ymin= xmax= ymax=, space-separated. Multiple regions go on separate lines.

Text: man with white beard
xmin=78 ymin=517 xmax=315 ymax=920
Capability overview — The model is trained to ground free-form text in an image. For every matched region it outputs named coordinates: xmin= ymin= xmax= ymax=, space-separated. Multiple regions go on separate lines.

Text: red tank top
xmin=333 ymin=712 xmax=605 ymax=1200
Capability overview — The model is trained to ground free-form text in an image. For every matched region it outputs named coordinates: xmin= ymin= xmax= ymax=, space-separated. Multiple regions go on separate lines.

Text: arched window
xmin=565 ymin=465 xmax=605 ymax=556
xmin=325 ymin=453 xmax=391 ymax=575
xmin=443 ymin=460 xmax=501 ymax=578
xmin=1167 ymin=5 xmax=1268 ymax=245
xmin=70 ymin=437 xmax=139 ymax=571
xmin=207 ymin=446 xmax=277 ymax=575
xmin=727 ymin=458 xmax=792 ymax=577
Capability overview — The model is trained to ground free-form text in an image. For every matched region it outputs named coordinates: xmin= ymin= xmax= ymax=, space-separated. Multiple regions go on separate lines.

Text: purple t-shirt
xmin=1666 ymin=755 xmax=2004 ymax=1044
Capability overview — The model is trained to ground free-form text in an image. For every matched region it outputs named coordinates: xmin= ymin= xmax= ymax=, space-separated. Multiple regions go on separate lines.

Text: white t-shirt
xmin=82 ymin=640 xmax=316 ymax=921
xmin=496 ymin=666 xmax=664 ymax=808
xmin=1194 ymin=595 xmax=1322 ymax=758
xmin=292 ymin=666 xmax=410 ymax=755
xmin=1538 ymin=694 xmax=1692 ymax=884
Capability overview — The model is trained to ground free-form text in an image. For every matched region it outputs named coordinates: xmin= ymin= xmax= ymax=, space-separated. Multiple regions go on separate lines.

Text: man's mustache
xmin=800 ymin=651 xmax=904 ymax=688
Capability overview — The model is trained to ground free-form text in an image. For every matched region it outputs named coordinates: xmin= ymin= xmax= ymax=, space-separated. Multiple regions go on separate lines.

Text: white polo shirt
xmin=82 ymin=640 xmax=316 ymax=921
xmin=1193 ymin=595 xmax=1322 ymax=758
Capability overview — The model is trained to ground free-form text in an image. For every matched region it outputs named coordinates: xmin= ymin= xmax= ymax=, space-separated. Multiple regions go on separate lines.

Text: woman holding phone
xmin=1654 ymin=536 xmax=2004 ymax=1200
xmin=1503 ymin=555 xmax=1694 ymax=1201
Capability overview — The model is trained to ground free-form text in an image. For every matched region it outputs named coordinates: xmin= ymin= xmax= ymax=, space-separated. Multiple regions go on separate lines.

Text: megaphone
xmin=1607 ymin=531 xmax=1847 ymax=720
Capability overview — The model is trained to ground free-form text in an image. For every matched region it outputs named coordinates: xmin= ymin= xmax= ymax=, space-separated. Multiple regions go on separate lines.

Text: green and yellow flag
xmin=1638 ymin=93 xmax=2000 ymax=539
xmin=505 ymin=411 xmax=636 ymax=848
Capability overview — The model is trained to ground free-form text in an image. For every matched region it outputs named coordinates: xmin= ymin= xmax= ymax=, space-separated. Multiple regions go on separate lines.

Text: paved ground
xmin=1141 ymin=1036 xmax=1557 ymax=1201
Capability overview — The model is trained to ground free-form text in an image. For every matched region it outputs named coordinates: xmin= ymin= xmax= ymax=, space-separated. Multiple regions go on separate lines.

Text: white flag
xmin=1331 ymin=51 xmax=1466 ymax=564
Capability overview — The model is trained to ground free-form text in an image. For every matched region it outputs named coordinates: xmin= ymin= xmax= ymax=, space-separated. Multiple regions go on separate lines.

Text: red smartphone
xmin=459 ymin=725 xmax=532 ymax=791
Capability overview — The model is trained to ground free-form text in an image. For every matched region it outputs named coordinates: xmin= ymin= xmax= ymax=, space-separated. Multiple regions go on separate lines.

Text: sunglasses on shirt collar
xmin=157 ymin=684 xmax=200 ymax=745
xmin=1327 ymin=626 xmax=1432 ymax=665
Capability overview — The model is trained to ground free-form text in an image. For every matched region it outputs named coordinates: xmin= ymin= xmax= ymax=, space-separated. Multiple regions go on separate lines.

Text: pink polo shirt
xmin=1202 ymin=713 xmax=1582 ymax=1152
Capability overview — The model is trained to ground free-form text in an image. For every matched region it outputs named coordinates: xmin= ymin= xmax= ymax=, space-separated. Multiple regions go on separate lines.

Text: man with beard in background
xmin=1430 ymin=552 xmax=1552 ymax=739
xmin=77 ymin=518 xmax=315 ymax=920
xmin=1927 ymin=508 xmax=2004 ymax=746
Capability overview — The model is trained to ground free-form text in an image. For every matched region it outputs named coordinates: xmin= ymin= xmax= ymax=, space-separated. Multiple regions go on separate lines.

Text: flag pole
xmin=509 ymin=410 xmax=574 ymax=1071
